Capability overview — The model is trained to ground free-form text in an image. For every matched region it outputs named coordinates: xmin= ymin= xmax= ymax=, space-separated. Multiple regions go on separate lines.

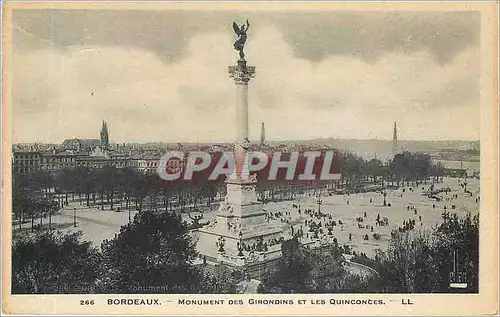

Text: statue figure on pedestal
xmin=232 ymin=20 xmax=250 ymax=60
xmin=220 ymin=201 xmax=234 ymax=214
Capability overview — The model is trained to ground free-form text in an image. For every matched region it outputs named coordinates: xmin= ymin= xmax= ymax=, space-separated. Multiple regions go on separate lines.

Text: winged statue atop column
xmin=233 ymin=19 xmax=250 ymax=60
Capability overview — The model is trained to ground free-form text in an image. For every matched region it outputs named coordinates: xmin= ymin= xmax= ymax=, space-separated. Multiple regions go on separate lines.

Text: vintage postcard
xmin=1 ymin=1 xmax=498 ymax=316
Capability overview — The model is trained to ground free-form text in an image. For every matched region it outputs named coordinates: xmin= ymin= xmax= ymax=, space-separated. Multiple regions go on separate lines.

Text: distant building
xmin=13 ymin=120 xmax=134 ymax=174
xmin=75 ymin=154 xmax=129 ymax=169
xmin=61 ymin=138 xmax=101 ymax=153
xmin=60 ymin=121 xmax=110 ymax=153
xmin=40 ymin=151 xmax=76 ymax=171
xmin=91 ymin=145 xmax=112 ymax=159
xmin=12 ymin=151 xmax=41 ymax=174
xmin=129 ymin=155 xmax=161 ymax=174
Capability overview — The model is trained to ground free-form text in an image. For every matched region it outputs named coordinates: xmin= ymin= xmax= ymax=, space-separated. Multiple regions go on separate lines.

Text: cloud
xmin=12 ymin=10 xmax=479 ymax=64
xmin=12 ymin=26 xmax=479 ymax=143
xmin=277 ymin=11 xmax=479 ymax=64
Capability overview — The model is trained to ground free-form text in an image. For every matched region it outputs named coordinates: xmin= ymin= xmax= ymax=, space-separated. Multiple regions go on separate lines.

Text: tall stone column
xmin=229 ymin=59 xmax=255 ymax=181
xmin=235 ymin=83 xmax=249 ymax=147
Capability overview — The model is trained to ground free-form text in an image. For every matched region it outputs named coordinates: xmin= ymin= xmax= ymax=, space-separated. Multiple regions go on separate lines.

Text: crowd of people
xmin=200 ymin=177 xmax=480 ymax=260
xmin=259 ymin=178 xmax=480 ymax=258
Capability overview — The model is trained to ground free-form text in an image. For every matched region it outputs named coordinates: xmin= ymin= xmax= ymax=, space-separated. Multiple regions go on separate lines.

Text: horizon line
xmin=12 ymin=137 xmax=481 ymax=145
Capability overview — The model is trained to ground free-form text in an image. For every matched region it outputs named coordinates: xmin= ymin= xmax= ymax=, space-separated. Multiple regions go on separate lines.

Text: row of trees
xmin=12 ymin=151 xmax=446 ymax=233
xmin=256 ymin=151 xmax=445 ymax=198
xmin=339 ymin=151 xmax=445 ymax=190
xmin=12 ymin=167 xmax=226 ymax=232
xmin=13 ymin=176 xmax=61 ymax=232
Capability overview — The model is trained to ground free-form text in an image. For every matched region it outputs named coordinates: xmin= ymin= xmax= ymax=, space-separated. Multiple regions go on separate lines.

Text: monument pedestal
xmin=197 ymin=177 xmax=282 ymax=262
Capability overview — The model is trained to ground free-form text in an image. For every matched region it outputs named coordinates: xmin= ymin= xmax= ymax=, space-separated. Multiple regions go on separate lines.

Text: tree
xmin=307 ymin=246 xmax=349 ymax=292
xmin=259 ymin=238 xmax=312 ymax=293
xmin=129 ymin=171 xmax=149 ymax=212
xmin=46 ymin=198 xmax=61 ymax=229
xmin=376 ymin=230 xmax=438 ymax=292
xmin=433 ymin=212 xmax=479 ymax=292
xmin=117 ymin=167 xmax=141 ymax=209
xmin=56 ymin=169 xmax=76 ymax=205
xmin=199 ymin=264 xmax=242 ymax=294
xmin=71 ymin=167 xmax=92 ymax=205
xmin=372 ymin=213 xmax=478 ymax=293
xmin=12 ymin=173 xmax=33 ymax=227
xmin=77 ymin=167 xmax=94 ymax=207
xmin=12 ymin=231 xmax=101 ymax=294
xmin=258 ymin=238 xmax=370 ymax=293
xmin=101 ymin=166 xmax=119 ymax=210
xmin=366 ymin=159 xmax=384 ymax=184
xmin=13 ymin=171 xmax=59 ymax=231
xmin=341 ymin=152 xmax=365 ymax=190
xmin=29 ymin=170 xmax=54 ymax=195
xmin=99 ymin=211 xmax=203 ymax=293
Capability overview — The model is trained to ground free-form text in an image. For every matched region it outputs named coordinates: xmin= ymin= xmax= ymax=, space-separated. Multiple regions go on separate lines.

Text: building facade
xmin=12 ymin=151 xmax=41 ymax=174
xmin=40 ymin=151 xmax=77 ymax=171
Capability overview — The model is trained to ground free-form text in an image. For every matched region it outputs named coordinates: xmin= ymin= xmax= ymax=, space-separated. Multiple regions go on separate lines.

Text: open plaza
xmin=16 ymin=176 xmax=479 ymax=262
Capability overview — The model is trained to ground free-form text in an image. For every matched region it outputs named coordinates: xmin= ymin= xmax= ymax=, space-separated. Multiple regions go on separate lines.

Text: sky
xmin=10 ymin=9 xmax=481 ymax=143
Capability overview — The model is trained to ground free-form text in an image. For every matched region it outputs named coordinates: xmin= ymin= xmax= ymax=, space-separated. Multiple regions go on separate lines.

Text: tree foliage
xmin=99 ymin=211 xmax=203 ymax=293
xmin=258 ymin=238 xmax=378 ymax=293
xmin=371 ymin=212 xmax=478 ymax=293
xmin=259 ymin=238 xmax=313 ymax=293
xmin=198 ymin=264 xmax=242 ymax=294
xmin=12 ymin=230 xmax=101 ymax=294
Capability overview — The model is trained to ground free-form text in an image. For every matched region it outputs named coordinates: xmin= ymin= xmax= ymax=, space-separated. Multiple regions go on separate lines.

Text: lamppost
xmin=73 ymin=207 xmax=77 ymax=227
xmin=383 ymin=190 xmax=387 ymax=206
xmin=237 ymin=231 xmax=244 ymax=257
xmin=216 ymin=236 xmax=226 ymax=253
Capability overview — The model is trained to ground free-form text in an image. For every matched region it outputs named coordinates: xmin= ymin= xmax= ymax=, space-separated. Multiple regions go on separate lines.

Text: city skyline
xmin=11 ymin=10 xmax=480 ymax=143
xmin=11 ymin=118 xmax=480 ymax=145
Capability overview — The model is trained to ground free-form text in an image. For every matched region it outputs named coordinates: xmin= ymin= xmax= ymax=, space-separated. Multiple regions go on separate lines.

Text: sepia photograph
xmin=1 ymin=2 xmax=498 ymax=315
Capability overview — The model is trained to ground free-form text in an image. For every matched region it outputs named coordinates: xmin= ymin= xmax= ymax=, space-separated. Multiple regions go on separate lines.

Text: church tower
xmin=392 ymin=121 xmax=398 ymax=156
xmin=100 ymin=120 xmax=109 ymax=148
